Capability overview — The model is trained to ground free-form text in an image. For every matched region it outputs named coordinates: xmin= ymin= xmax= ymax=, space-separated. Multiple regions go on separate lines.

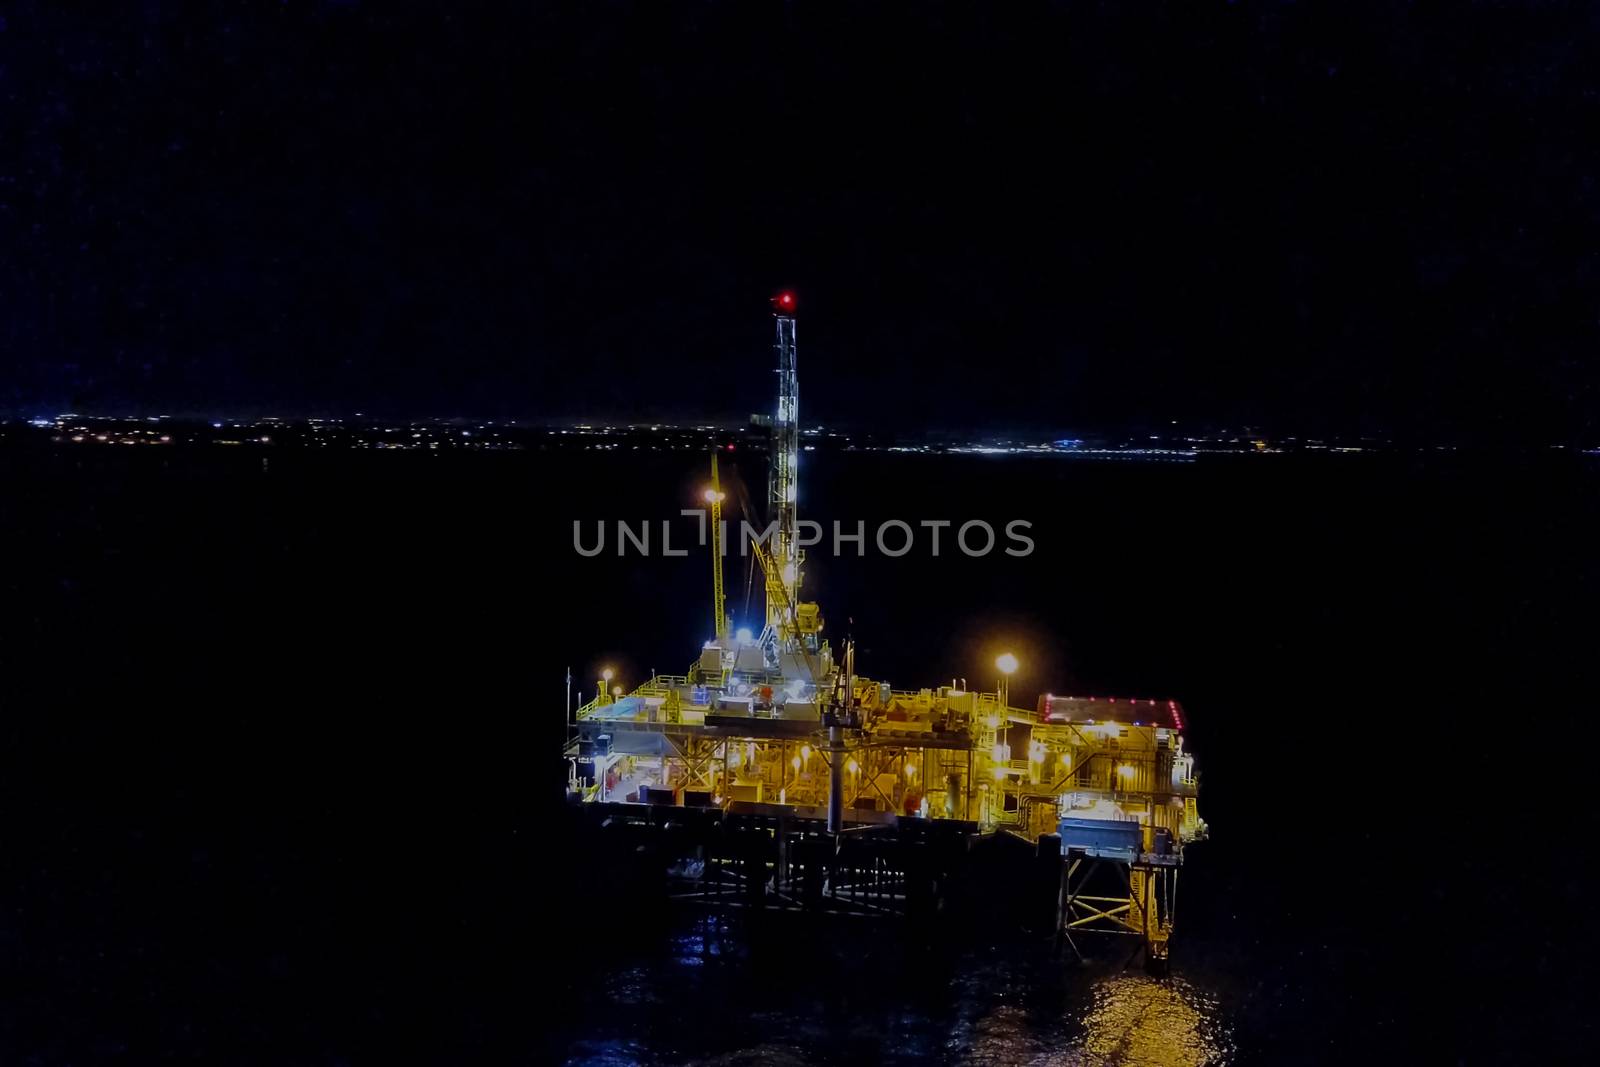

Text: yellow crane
xmin=747 ymin=534 xmax=794 ymax=648
xmin=720 ymin=451 xmax=813 ymax=654
xmin=705 ymin=452 xmax=729 ymax=643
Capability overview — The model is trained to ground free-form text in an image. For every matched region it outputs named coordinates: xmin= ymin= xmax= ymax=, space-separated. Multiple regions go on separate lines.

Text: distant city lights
xmin=6 ymin=414 xmax=1445 ymax=461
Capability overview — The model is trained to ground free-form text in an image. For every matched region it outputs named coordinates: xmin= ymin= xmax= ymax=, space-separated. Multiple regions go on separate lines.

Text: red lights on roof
xmin=772 ymin=291 xmax=796 ymax=312
xmin=1042 ymin=693 xmax=1186 ymax=731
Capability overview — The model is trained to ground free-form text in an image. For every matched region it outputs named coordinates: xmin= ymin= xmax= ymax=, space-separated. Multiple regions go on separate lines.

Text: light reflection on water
xmin=1076 ymin=973 xmax=1232 ymax=1065
xmin=561 ymin=919 xmax=1235 ymax=1066
xmin=948 ymin=965 xmax=1231 ymax=1066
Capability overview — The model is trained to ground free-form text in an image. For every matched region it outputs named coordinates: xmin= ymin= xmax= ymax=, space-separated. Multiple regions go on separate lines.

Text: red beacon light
xmin=771 ymin=291 xmax=797 ymax=313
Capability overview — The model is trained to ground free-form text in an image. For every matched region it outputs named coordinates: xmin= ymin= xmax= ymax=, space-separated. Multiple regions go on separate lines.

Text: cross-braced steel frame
xmin=1056 ymin=852 xmax=1178 ymax=971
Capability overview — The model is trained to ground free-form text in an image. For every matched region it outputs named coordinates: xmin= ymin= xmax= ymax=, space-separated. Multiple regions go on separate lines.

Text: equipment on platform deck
xmin=778 ymin=700 xmax=816 ymax=720
xmin=593 ymin=696 xmax=646 ymax=721
xmin=1059 ymin=817 xmax=1141 ymax=860
xmin=560 ymin=294 xmax=1206 ymax=970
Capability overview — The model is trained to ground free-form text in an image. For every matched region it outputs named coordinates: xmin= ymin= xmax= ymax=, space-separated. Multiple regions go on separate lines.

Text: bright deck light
xmin=996 ymin=652 xmax=1019 ymax=675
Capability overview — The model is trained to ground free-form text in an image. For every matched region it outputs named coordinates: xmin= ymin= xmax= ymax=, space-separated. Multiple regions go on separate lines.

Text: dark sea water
xmin=3 ymin=440 xmax=1595 ymax=1063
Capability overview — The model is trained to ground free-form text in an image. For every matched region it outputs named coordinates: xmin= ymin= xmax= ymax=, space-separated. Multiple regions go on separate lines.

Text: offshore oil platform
xmin=564 ymin=294 xmax=1207 ymax=968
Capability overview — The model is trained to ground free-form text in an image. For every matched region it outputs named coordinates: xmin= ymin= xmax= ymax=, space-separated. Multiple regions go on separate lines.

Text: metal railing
xmin=576 ymin=674 xmax=693 ymax=720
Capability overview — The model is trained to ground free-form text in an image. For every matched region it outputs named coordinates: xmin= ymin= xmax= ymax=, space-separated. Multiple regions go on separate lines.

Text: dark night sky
xmin=6 ymin=1 xmax=1599 ymax=440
